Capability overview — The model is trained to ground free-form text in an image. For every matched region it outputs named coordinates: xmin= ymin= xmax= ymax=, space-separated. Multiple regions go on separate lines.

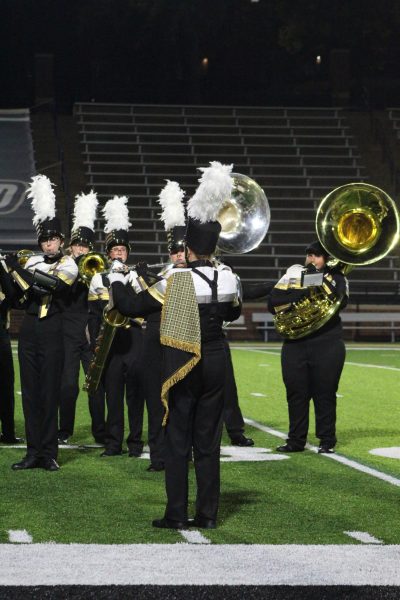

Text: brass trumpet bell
xmin=316 ymin=183 xmax=400 ymax=265
xmin=78 ymin=251 xmax=108 ymax=284
xmin=216 ymin=173 xmax=270 ymax=254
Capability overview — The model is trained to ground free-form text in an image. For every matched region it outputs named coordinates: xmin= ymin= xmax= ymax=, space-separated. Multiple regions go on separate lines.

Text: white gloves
xmin=107 ymin=272 xmax=126 ymax=284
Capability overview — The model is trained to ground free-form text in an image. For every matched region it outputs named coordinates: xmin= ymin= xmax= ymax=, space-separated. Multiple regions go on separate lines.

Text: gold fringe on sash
xmin=160 ymin=271 xmax=201 ymax=425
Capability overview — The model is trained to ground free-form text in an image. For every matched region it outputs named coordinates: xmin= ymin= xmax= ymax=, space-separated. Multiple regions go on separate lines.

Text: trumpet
xmin=77 ymin=252 xmax=109 ymax=285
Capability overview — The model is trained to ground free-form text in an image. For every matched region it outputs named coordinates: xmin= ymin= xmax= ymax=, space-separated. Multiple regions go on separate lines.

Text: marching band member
xmin=58 ymin=190 xmax=106 ymax=445
xmin=1 ymin=175 xmax=78 ymax=470
xmin=88 ymin=196 xmax=144 ymax=457
xmin=0 ymin=284 xmax=22 ymax=444
xmin=139 ymin=180 xmax=187 ymax=472
xmin=269 ymin=240 xmax=348 ymax=454
xmin=108 ymin=162 xmax=242 ymax=529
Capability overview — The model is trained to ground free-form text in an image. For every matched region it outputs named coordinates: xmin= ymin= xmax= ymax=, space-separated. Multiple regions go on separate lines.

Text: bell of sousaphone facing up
xmin=274 ymin=183 xmax=400 ymax=340
xmin=317 ymin=182 xmax=400 ymax=267
xmin=216 ymin=173 xmax=270 ymax=255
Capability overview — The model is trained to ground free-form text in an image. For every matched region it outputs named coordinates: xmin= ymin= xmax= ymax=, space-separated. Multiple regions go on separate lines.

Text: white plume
xmin=27 ymin=174 xmax=57 ymax=226
xmin=187 ymin=161 xmax=233 ymax=223
xmin=72 ymin=190 xmax=98 ymax=230
xmin=103 ymin=196 xmax=131 ymax=233
xmin=158 ymin=180 xmax=186 ymax=231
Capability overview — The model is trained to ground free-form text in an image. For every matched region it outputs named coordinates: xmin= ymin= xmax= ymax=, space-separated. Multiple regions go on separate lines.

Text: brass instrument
xmin=216 ymin=173 xmax=270 ymax=254
xmin=83 ymin=306 xmax=130 ymax=394
xmin=274 ymin=183 xmax=400 ymax=340
xmin=78 ymin=251 xmax=108 ymax=285
xmin=0 ymin=249 xmax=39 ymax=267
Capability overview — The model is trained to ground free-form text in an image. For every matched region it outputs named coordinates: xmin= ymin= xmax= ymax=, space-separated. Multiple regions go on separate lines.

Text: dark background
xmin=2 ymin=0 xmax=400 ymax=111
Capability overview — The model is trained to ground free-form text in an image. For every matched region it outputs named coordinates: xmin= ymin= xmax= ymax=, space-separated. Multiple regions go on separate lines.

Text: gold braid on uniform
xmin=160 ymin=271 xmax=201 ymax=425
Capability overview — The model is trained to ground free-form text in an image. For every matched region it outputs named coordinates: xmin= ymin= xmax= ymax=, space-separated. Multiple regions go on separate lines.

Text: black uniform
xmin=59 ymin=261 xmax=106 ymax=443
xmin=111 ymin=260 xmax=241 ymax=524
xmin=141 ymin=311 xmax=165 ymax=468
xmin=0 ymin=295 xmax=16 ymax=441
xmin=88 ymin=272 xmax=144 ymax=455
xmin=268 ymin=266 xmax=348 ymax=450
xmin=1 ymin=253 xmax=78 ymax=464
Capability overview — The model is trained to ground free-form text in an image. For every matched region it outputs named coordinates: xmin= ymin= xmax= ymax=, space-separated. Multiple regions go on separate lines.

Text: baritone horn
xmin=274 ymin=182 xmax=400 ymax=340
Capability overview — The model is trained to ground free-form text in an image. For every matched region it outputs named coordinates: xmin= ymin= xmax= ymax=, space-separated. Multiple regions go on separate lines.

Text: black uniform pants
xmin=18 ymin=313 xmax=64 ymax=460
xmin=222 ymin=339 xmax=245 ymax=437
xmin=142 ymin=330 xmax=165 ymax=465
xmin=0 ymin=333 xmax=15 ymax=438
xmin=281 ymin=330 xmax=346 ymax=449
xmin=59 ymin=313 xmax=105 ymax=440
xmin=164 ymin=339 xmax=227 ymax=523
xmin=104 ymin=326 xmax=144 ymax=453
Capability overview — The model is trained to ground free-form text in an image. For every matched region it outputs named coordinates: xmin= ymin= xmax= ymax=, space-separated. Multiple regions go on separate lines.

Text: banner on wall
xmin=0 ymin=109 xmax=36 ymax=250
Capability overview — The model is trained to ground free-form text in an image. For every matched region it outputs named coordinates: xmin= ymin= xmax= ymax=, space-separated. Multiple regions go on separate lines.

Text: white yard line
xmin=235 ymin=346 xmax=400 ymax=371
xmin=179 ymin=530 xmax=211 ymax=545
xmin=0 ymin=543 xmax=399 ymax=585
xmin=344 ymin=531 xmax=383 ymax=544
xmin=346 ymin=361 xmax=400 ymax=372
xmin=230 ymin=345 xmax=400 ymax=351
xmin=8 ymin=530 xmax=32 ymax=544
xmin=244 ymin=418 xmax=400 ymax=488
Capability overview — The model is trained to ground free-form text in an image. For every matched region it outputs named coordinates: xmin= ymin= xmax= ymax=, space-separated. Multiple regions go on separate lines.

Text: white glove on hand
xmin=111 ymin=259 xmax=126 ymax=273
xmin=108 ymin=272 xmax=126 ymax=284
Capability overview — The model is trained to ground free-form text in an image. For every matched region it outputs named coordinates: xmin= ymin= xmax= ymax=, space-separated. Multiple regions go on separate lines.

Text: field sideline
xmin=1 ymin=342 xmax=399 ymax=593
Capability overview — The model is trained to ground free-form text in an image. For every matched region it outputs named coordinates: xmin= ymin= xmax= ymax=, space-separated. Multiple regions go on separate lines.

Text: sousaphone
xmin=274 ymin=183 xmax=400 ymax=339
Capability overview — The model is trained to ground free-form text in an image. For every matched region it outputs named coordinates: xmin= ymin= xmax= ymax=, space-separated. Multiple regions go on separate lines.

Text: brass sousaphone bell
xmin=216 ymin=173 xmax=270 ymax=255
xmin=274 ymin=183 xmax=400 ymax=340
xmin=317 ymin=182 xmax=399 ymax=270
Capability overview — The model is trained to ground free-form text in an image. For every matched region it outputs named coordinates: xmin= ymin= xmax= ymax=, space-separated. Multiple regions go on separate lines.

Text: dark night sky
xmin=1 ymin=0 xmax=400 ymax=110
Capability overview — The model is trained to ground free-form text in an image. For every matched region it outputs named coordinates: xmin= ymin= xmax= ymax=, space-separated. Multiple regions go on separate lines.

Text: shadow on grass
xmin=218 ymin=489 xmax=264 ymax=522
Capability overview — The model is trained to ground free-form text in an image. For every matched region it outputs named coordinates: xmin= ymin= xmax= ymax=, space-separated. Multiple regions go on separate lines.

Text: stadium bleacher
xmin=74 ymin=102 xmax=400 ymax=308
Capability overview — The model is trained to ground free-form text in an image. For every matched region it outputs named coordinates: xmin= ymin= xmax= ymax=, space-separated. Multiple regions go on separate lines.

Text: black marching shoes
xmin=0 ymin=434 xmax=25 ymax=444
xmin=41 ymin=458 xmax=60 ymax=471
xmin=230 ymin=434 xmax=254 ymax=447
xmin=100 ymin=449 xmax=123 ymax=456
xmin=11 ymin=456 xmax=41 ymax=470
xmin=276 ymin=444 xmax=304 ymax=453
xmin=147 ymin=463 xmax=165 ymax=472
xmin=189 ymin=516 xmax=217 ymax=529
xmin=152 ymin=517 xmax=189 ymax=530
xmin=318 ymin=445 xmax=335 ymax=454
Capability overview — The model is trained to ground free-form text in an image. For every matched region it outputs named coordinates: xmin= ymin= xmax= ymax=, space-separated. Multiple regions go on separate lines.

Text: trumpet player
xmin=88 ymin=196 xmax=144 ymax=457
xmin=0 ymin=175 xmax=78 ymax=471
xmin=268 ymin=240 xmax=348 ymax=454
xmin=58 ymin=191 xmax=106 ymax=445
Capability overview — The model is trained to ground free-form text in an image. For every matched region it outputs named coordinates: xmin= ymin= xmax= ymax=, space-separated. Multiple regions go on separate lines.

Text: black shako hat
xmin=105 ymin=229 xmax=131 ymax=254
xmin=168 ymin=225 xmax=186 ymax=253
xmin=305 ymin=240 xmax=330 ymax=258
xmin=36 ymin=217 xmax=64 ymax=244
xmin=70 ymin=190 xmax=98 ymax=250
xmin=185 ymin=217 xmax=222 ymax=256
xmin=186 ymin=162 xmax=233 ymax=257
xmin=27 ymin=174 xmax=64 ymax=246
xmin=103 ymin=196 xmax=131 ymax=256
xmin=70 ymin=226 xmax=95 ymax=249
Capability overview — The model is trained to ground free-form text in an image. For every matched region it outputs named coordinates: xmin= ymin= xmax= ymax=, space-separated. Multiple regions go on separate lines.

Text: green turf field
xmin=1 ymin=342 xmax=399 ymax=546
